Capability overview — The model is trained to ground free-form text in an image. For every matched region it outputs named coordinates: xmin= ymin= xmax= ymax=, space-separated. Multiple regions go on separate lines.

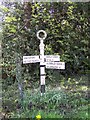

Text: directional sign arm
xmin=46 ymin=62 xmax=65 ymax=69
xmin=23 ymin=56 xmax=40 ymax=64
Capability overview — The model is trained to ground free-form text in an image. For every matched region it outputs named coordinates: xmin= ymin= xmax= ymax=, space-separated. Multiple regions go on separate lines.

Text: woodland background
xmin=1 ymin=1 xmax=89 ymax=119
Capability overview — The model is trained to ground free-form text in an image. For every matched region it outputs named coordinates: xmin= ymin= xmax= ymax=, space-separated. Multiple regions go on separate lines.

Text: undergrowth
xmin=8 ymin=87 xmax=89 ymax=119
xmin=2 ymin=75 xmax=89 ymax=119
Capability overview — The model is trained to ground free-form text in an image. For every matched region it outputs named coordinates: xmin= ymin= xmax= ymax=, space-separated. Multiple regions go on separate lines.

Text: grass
xmin=2 ymin=75 xmax=89 ymax=119
xmin=8 ymin=87 xmax=89 ymax=119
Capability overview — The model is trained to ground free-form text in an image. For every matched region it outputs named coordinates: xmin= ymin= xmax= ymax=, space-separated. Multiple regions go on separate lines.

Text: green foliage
xmin=2 ymin=2 xmax=89 ymax=83
xmin=2 ymin=84 xmax=19 ymax=112
xmin=2 ymin=75 xmax=89 ymax=119
xmin=8 ymin=86 xmax=89 ymax=119
xmin=1 ymin=2 xmax=89 ymax=119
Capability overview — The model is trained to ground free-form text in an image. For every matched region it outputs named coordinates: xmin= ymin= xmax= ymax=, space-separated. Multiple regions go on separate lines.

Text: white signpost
xmin=23 ymin=30 xmax=65 ymax=96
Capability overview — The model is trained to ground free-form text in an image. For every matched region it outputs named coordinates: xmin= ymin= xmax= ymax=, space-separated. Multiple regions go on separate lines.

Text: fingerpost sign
xmin=23 ymin=30 xmax=65 ymax=96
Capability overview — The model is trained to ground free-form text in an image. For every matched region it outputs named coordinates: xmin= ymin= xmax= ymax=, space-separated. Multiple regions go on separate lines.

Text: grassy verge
xmin=7 ymin=87 xmax=89 ymax=119
xmin=2 ymin=75 xmax=89 ymax=119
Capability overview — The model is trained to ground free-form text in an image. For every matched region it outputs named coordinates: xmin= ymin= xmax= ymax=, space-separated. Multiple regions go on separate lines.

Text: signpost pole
xmin=40 ymin=39 xmax=45 ymax=96
xmin=37 ymin=30 xmax=47 ymax=96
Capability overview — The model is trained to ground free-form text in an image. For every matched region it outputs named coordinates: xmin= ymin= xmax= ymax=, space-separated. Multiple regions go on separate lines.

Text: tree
xmin=2 ymin=2 xmax=89 ymax=87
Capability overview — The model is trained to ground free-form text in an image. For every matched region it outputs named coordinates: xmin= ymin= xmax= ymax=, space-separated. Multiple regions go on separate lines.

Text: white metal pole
xmin=37 ymin=30 xmax=47 ymax=96
xmin=40 ymin=40 xmax=45 ymax=96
